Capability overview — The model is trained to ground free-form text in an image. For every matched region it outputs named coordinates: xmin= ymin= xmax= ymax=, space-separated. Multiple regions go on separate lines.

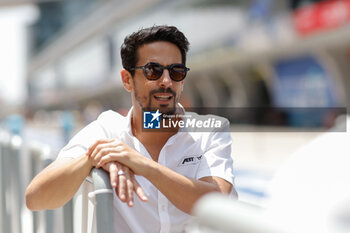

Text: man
xmin=26 ymin=25 xmax=237 ymax=232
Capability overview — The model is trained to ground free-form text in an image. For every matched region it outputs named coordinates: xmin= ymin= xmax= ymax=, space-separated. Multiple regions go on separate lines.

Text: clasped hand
xmin=86 ymin=139 xmax=148 ymax=207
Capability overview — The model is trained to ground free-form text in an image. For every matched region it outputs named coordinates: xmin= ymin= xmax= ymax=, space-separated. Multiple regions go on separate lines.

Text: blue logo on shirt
xmin=143 ymin=110 xmax=161 ymax=129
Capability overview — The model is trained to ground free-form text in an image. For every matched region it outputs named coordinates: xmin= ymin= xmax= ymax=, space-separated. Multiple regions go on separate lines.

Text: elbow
xmin=25 ymin=187 xmax=35 ymax=210
xmin=25 ymin=190 xmax=34 ymax=210
xmin=230 ymin=187 xmax=238 ymax=199
xmin=25 ymin=186 xmax=41 ymax=211
xmin=217 ymin=184 xmax=238 ymax=199
xmin=224 ymin=185 xmax=238 ymax=199
xmin=183 ymin=204 xmax=194 ymax=215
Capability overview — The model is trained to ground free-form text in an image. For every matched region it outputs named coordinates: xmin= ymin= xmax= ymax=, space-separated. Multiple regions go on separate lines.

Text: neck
xmin=131 ymin=107 xmax=143 ymax=137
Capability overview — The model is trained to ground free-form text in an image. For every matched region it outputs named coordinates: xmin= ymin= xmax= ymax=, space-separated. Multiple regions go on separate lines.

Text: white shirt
xmin=58 ymin=107 xmax=235 ymax=233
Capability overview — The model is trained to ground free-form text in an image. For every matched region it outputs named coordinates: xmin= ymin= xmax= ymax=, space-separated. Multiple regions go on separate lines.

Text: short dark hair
xmin=121 ymin=25 xmax=190 ymax=76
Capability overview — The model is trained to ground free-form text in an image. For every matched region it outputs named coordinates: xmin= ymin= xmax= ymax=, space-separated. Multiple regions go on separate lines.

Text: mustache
xmin=150 ymin=88 xmax=176 ymax=96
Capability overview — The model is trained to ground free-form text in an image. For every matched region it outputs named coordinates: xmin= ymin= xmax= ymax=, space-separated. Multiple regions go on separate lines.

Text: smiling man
xmin=26 ymin=25 xmax=237 ymax=233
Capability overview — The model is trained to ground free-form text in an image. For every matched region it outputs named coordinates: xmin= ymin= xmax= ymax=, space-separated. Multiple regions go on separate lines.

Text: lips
xmin=153 ymin=93 xmax=173 ymax=103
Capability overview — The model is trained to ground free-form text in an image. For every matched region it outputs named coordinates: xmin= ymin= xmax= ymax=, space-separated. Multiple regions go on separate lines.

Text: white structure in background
xmin=266 ymin=115 xmax=350 ymax=233
xmin=0 ymin=4 xmax=38 ymax=107
xmin=190 ymin=116 xmax=350 ymax=233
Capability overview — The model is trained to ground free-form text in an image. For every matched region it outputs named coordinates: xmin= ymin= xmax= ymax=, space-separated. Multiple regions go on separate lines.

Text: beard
xmin=149 ymin=88 xmax=177 ymax=115
xmin=133 ymin=80 xmax=179 ymax=115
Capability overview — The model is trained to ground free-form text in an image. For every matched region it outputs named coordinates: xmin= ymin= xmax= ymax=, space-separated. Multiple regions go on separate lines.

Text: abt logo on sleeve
xmin=178 ymin=155 xmax=202 ymax=167
xmin=143 ymin=110 xmax=161 ymax=129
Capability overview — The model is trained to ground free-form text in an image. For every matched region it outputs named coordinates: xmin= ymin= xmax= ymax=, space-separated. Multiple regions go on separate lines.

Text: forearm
xmin=145 ymin=162 xmax=228 ymax=214
xmin=93 ymin=141 xmax=234 ymax=213
xmin=25 ymin=155 xmax=93 ymax=210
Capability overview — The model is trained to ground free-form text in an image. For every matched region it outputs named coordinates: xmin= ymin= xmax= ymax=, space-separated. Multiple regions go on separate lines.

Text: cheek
xmin=134 ymin=92 xmax=147 ymax=102
xmin=134 ymin=81 xmax=153 ymax=99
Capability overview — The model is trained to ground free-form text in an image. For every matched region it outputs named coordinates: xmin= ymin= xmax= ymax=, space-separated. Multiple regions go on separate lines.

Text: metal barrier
xmin=0 ymin=132 xmax=24 ymax=233
xmin=0 ymin=131 xmax=12 ymax=233
xmin=89 ymin=168 xmax=115 ymax=233
xmin=0 ymin=129 xmax=115 ymax=233
xmin=73 ymin=168 xmax=115 ymax=233
xmin=0 ymin=130 xmax=61 ymax=233
xmin=28 ymin=142 xmax=56 ymax=233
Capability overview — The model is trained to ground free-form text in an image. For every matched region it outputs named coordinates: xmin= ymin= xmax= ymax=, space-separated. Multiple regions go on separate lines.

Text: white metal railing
xmin=0 ymin=129 xmax=62 ymax=233
xmin=0 ymin=128 xmax=117 ymax=233
xmin=1 ymin=131 xmax=24 ymax=233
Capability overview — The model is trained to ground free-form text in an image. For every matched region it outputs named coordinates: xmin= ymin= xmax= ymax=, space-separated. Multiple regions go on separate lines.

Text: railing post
xmin=43 ymin=158 xmax=55 ymax=233
xmin=29 ymin=143 xmax=54 ymax=233
xmin=63 ymin=190 xmax=74 ymax=233
xmin=29 ymin=146 xmax=42 ymax=233
xmin=0 ymin=133 xmax=3 ymax=233
xmin=10 ymin=135 xmax=24 ymax=233
xmin=61 ymin=111 xmax=75 ymax=233
xmin=90 ymin=168 xmax=115 ymax=233
xmin=0 ymin=132 xmax=12 ymax=233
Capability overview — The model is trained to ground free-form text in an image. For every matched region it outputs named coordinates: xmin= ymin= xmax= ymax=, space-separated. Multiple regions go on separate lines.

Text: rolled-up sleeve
xmin=196 ymin=120 xmax=234 ymax=185
xmin=57 ymin=114 xmax=112 ymax=159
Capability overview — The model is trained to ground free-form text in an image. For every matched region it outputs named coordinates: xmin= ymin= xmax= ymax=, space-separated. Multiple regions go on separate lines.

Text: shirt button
xmin=161 ymin=205 xmax=166 ymax=211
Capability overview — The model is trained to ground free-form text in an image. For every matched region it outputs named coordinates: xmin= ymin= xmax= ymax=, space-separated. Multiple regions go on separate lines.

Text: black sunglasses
xmin=130 ymin=62 xmax=190 ymax=82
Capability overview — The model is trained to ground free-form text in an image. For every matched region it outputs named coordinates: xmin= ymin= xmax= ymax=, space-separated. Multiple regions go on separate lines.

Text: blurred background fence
xmin=0 ymin=125 xmax=116 ymax=233
xmin=0 ymin=127 xmax=61 ymax=233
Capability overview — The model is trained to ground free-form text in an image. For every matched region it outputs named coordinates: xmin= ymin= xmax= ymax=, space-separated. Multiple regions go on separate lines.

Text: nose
xmin=159 ymin=69 xmax=172 ymax=88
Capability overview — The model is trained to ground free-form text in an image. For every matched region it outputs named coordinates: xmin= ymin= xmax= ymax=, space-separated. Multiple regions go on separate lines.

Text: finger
xmin=87 ymin=139 xmax=113 ymax=156
xmin=116 ymin=164 xmax=127 ymax=203
xmin=90 ymin=140 xmax=115 ymax=158
xmin=93 ymin=147 xmax=115 ymax=168
xmin=92 ymin=143 xmax=122 ymax=167
xmin=89 ymin=141 xmax=115 ymax=165
xmin=108 ymin=163 xmax=118 ymax=188
xmin=132 ymin=176 xmax=148 ymax=202
xmin=98 ymin=152 xmax=124 ymax=168
xmin=89 ymin=138 xmax=121 ymax=157
xmin=125 ymin=170 xmax=134 ymax=207
xmin=101 ymin=162 xmax=118 ymax=188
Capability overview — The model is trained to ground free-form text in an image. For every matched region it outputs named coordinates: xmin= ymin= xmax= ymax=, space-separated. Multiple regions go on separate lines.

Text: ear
xmin=121 ymin=69 xmax=133 ymax=92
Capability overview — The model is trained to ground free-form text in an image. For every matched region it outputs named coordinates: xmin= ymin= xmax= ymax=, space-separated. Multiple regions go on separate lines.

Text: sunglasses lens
xmin=170 ymin=65 xmax=187 ymax=81
xmin=145 ymin=63 xmax=162 ymax=80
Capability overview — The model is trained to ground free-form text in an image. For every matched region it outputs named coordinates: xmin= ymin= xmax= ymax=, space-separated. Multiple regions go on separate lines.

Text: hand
xmin=102 ymin=162 xmax=147 ymax=207
xmin=87 ymin=139 xmax=117 ymax=167
xmin=96 ymin=140 xmax=152 ymax=177
xmin=87 ymin=139 xmax=148 ymax=206
xmin=88 ymin=139 xmax=152 ymax=177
